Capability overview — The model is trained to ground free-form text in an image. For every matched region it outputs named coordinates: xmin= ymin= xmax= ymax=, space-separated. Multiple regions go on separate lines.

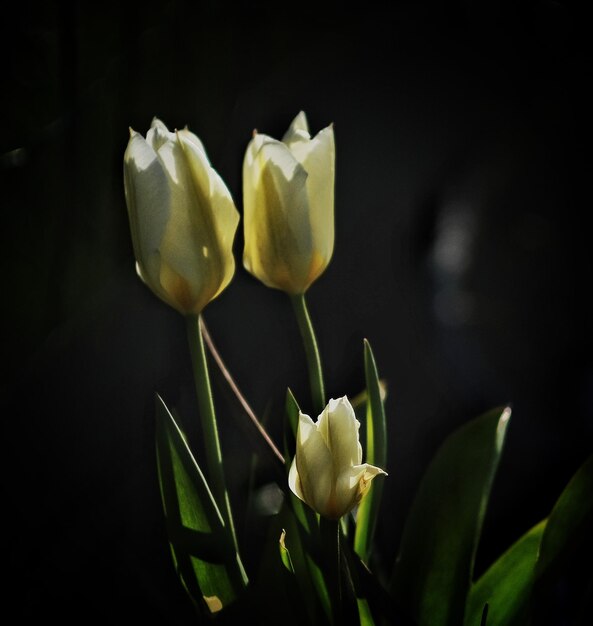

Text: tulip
xmin=242 ymin=111 xmax=335 ymax=294
xmin=124 ymin=118 xmax=240 ymax=315
xmin=289 ymin=396 xmax=387 ymax=519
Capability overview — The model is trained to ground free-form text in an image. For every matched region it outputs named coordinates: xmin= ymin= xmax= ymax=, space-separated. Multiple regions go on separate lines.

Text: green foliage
xmin=354 ymin=339 xmax=388 ymax=564
xmin=465 ymin=455 xmax=593 ymax=625
xmin=156 ymin=327 xmax=591 ymax=626
xmin=465 ymin=521 xmax=546 ymax=626
xmin=391 ymin=406 xmax=511 ymax=626
xmin=155 ymin=394 xmax=246 ymax=617
xmin=535 ymin=455 xmax=593 ymax=581
xmin=532 ymin=456 xmax=593 ymax=621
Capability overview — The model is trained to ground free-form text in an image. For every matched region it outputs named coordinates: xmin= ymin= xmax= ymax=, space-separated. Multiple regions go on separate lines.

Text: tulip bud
xmin=288 ymin=396 xmax=387 ymax=519
xmin=242 ymin=111 xmax=335 ymax=294
xmin=124 ymin=118 xmax=240 ymax=315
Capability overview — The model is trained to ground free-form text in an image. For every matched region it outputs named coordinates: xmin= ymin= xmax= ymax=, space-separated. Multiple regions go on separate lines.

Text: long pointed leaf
xmin=464 ymin=521 xmax=546 ymax=626
xmin=284 ymin=505 xmax=331 ymax=623
xmin=532 ymin=455 xmax=593 ymax=621
xmin=284 ymin=388 xmax=300 ymax=469
xmin=536 ymin=455 xmax=593 ymax=578
xmin=354 ymin=339 xmax=388 ymax=564
xmin=391 ymin=406 xmax=512 ymax=626
xmin=155 ymin=394 xmax=246 ymax=615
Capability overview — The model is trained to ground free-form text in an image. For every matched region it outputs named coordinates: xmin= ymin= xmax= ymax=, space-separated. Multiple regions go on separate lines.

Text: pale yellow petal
xmin=242 ymin=138 xmax=313 ymax=293
xmin=291 ymin=124 xmax=335 ymax=274
xmin=147 ymin=117 xmax=176 ymax=151
xmin=295 ymin=412 xmax=333 ymax=516
xmin=317 ymin=396 xmax=361 ymax=476
xmin=242 ymin=114 xmax=335 ymax=294
xmin=177 ymin=127 xmax=207 ymax=155
xmin=123 ymin=132 xmax=170 ymax=301
xmin=178 ymin=133 xmax=239 ymax=300
xmin=156 ymin=139 xmax=222 ymax=313
xmin=334 ymin=463 xmax=387 ymax=518
xmin=288 ymin=457 xmax=304 ymax=502
xmin=282 ymin=119 xmax=335 ymax=287
xmin=282 ymin=111 xmax=310 ymax=146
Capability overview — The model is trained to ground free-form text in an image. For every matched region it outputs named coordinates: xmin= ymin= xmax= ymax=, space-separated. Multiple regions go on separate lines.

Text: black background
xmin=2 ymin=0 xmax=591 ymax=623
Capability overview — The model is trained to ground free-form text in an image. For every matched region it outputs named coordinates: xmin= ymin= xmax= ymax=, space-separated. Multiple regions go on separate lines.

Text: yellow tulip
xmin=124 ymin=118 xmax=239 ymax=315
xmin=289 ymin=396 xmax=387 ymax=519
xmin=242 ymin=111 xmax=335 ymax=294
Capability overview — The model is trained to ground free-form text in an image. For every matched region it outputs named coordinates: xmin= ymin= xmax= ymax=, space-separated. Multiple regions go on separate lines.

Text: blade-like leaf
xmin=481 ymin=604 xmax=489 ymax=626
xmin=284 ymin=387 xmax=300 ymax=473
xmin=357 ymin=599 xmax=377 ymax=626
xmin=354 ymin=339 xmax=388 ymax=563
xmin=278 ymin=501 xmax=330 ymax=624
xmin=536 ymin=455 xmax=593 ymax=578
xmin=343 ymin=540 xmax=416 ymax=626
xmin=464 ymin=521 xmax=546 ymax=626
xmin=285 ymin=387 xmax=300 ymax=439
xmin=155 ymin=394 xmax=246 ymax=615
xmin=391 ymin=406 xmax=512 ymax=626
xmin=532 ymin=455 xmax=593 ymax=621
xmin=351 ymin=379 xmax=388 ymax=415
xmin=279 ymin=529 xmax=295 ymax=573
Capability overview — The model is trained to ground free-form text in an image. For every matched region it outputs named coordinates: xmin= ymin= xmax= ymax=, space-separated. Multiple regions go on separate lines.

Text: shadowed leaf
xmin=465 ymin=521 xmax=546 ymax=626
xmin=391 ymin=406 xmax=511 ymax=626
xmin=155 ymin=394 xmax=246 ymax=615
xmin=354 ymin=339 xmax=388 ymax=564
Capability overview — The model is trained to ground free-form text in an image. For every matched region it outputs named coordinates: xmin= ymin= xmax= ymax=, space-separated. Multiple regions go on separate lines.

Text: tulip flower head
xmin=243 ymin=111 xmax=335 ymax=294
xmin=124 ymin=118 xmax=240 ymax=315
xmin=289 ymin=396 xmax=387 ymax=519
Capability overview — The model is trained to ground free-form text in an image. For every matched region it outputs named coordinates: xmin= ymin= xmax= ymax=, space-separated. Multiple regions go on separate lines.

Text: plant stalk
xmin=320 ymin=516 xmax=342 ymax=625
xmin=290 ymin=293 xmax=326 ymax=415
xmin=186 ymin=314 xmax=241 ymax=562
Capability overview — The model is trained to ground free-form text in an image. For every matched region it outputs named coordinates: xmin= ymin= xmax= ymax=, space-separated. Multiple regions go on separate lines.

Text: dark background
xmin=2 ymin=0 xmax=591 ymax=622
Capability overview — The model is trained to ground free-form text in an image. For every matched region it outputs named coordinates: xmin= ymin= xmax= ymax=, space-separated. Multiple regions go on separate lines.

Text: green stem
xmin=290 ymin=293 xmax=326 ymax=415
xmin=320 ymin=517 xmax=342 ymax=625
xmin=186 ymin=314 xmax=242 ymax=563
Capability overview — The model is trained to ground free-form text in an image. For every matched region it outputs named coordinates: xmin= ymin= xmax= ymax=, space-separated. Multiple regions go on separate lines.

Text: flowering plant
xmin=123 ymin=113 xmax=592 ymax=625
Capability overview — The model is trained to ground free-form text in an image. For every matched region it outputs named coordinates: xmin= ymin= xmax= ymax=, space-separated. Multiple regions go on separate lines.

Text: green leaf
xmin=465 ymin=455 xmax=593 ymax=626
xmin=532 ymin=455 xmax=593 ymax=620
xmin=283 ymin=388 xmax=301 ymax=495
xmin=284 ymin=387 xmax=300 ymax=460
xmin=357 ymin=599 xmax=377 ymax=626
xmin=391 ymin=406 xmax=512 ymax=626
xmin=277 ymin=501 xmax=330 ymax=624
xmin=279 ymin=529 xmax=295 ymax=573
xmin=155 ymin=394 xmax=246 ymax=615
xmin=350 ymin=379 xmax=387 ymax=414
xmin=480 ymin=604 xmax=489 ymax=626
xmin=464 ymin=521 xmax=546 ymax=626
xmin=344 ymin=539 xmax=416 ymax=626
xmin=536 ymin=455 xmax=593 ymax=579
xmin=354 ymin=339 xmax=388 ymax=564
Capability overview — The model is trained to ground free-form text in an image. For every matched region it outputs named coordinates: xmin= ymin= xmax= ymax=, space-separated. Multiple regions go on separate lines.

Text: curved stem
xmin=200 ymin=317 xmax=285 ymax=465
xmin=186 ymin=314 xmax=242 ymax=564
xmin=290 ymin=293 xmax=326 ymax=415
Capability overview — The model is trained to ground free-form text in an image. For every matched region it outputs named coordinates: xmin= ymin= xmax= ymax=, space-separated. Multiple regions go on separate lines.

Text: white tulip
xmin=242 ymin=111 xmax=335 ymax=294
xmin=124 ymin=118 xmax=239 ymax=315
xmin=289 ymin=396 xmax=387 ymax=519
